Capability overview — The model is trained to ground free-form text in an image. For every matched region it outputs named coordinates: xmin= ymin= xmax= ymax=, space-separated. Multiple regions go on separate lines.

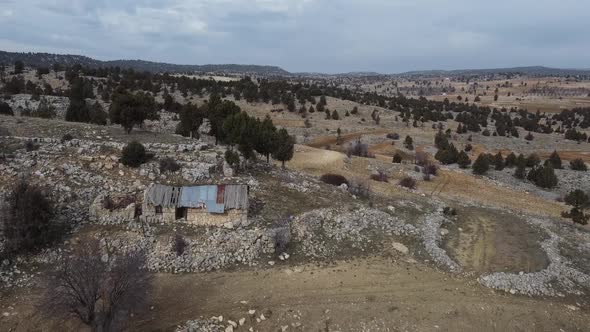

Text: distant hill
xmin=0 ymin=51 xmax=290 ymax=76
xmin=397 ymin=66 xmax=590 ymax=77
xmin=1 ymin=50 xmax=588 ymax=78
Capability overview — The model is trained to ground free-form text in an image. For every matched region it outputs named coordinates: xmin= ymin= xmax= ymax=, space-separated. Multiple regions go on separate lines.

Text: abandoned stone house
xmin=141 ymin=183 xmax=249 ymax=226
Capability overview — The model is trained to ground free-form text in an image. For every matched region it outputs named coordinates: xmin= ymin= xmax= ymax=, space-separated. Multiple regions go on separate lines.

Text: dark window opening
xmin=155 ymin=206 xmax=163 ymax=214
xmin=175 ymin=207 xmax=187 ymax=220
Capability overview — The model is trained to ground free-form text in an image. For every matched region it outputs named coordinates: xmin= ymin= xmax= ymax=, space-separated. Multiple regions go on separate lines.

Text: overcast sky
xmin=0 ymin=0 xmax=588 ymax=73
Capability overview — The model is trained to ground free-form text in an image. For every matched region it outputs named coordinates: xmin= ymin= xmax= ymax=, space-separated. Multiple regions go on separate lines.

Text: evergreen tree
xmin=207 ymin=94 xmax=240 ymax=143
xmin=435 ymin=143 xmax=459 ymax=164
xmin=494 ymin=152 xmax=504 ymax=170
xmin=570 ymin=159 xmax=588 ymax=171
xmin=256 ymin=116 xmax=278 ymax=163
xmin=434 ymin=129 xmax=449 ymax=149
xmin=457 ymin=151 xmax=471 ymax=168
xmin=88 ymin=102 xmax=108 ymax=125
xmin=404 ymin=135 xmax=414 ymax=150
xmin=109 ymin=90 xmax=158 ymax=133
xmin=120 ymin=141 xmax=148 ymax=168
xmin=331 ymin=110 xmax=340 ymax=120
xmin=505 ymin=152 xmax=517 ymax=167
xmin=547 ymin=150 xmax=562 ymax=169
xmin=563 ymin=190 xmax=589 ymax=225
xmin=472 ymin=154 xmax=490 ymax=175
xmin=514 ymin=163 xmax=527 ymax=179
xmin=14 ymin=60 xmax=24 ymax=74
xmin=272 ymin=128 xmax=295 ymax=168
xmin=175 ymin=103 xmax=204 ymax=138
xmin=527 ymin=165 xmax=558 ymax=188
xmin=514 ymin=154 xmax=527 ymax=179
xmin=66 ymin=99 xmax=90 ymax=123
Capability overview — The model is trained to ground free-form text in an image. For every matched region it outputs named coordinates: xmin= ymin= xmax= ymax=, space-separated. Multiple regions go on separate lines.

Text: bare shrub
xmin=398 ymin=177 xmax=417 ymax=189
xmin=348 ymin=180 xmax=371 ymax=199
xmin=414 ymin=151 xmax=429 ymax=166
xmin=320 ymin=173 xmax=349 ymax=187
xmin=41 ymin=239 xmax=152 ymax=332
xmin=346 ymin=139 xmax=374 ymax=158
xmin=422 ymin=163 xmax=438 ymax=176
xmin=2 ymin=179 xmax=55 ymax=257
xmin=159 ymin=157 xmax=181 ymax=173
xmin=272 ymin=219 xmax=291 ymax=254
xmin=60 ymin=133 xmax=74 ymax=143
xmin=172 ymin=233 xmax=188 ymax=256
xmin=443 ymin=206 xmax=457 ymax=216
xmin=370 ymin=170 xmax=389 ymax=183
xmin=25 ymin=140 xmax=39 ymax=152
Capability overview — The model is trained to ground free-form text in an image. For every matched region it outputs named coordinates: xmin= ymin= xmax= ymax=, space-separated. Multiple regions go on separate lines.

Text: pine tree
xmin=570 ymin=159 xmax=588 ymax=171
xmin=564 ymin=190 xmax=589 ymax=225
xmin=505 ymin=152 xmax=517 ymax=167
xmin=494 ymin=152 xmax=504 ymax=170
xmin=514 ymin=163 xmax=527 ymax=179
xmin=256 ymin=115 xmax=278 ymax=163
xmin=527 ymin=165 xmax=558 ymax=188
xmin=331 ymin=110 xmax=340 ymax=120
xmin=457 ymin=151 xmax=471 ymax=168
xmin=435 ymin=143 xmax=459 ymax=165
xmin=273 ymin=128 xmax=295 ymax=168
xmin=404 ymin=135 xmax=413 ymax=150
xmin=472 ymin=154 xmax=490 ymax=175
xmin=548 ymin=150 xmax=562 ymax=169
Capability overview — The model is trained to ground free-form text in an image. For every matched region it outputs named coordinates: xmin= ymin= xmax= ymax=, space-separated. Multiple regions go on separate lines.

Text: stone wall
xmin=142 ymin=206 xmax=247 ymax=227
xmin=89 ymin=194 xmax=136 ymax=224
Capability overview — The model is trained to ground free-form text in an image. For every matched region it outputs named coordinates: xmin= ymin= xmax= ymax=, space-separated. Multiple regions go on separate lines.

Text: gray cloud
xmin=0 ymin=0 xmax=588 ymax=73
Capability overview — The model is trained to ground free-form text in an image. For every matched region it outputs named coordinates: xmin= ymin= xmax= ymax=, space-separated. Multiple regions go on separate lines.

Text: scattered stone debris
xmin=176 ymin=318 xmax=225 ymax=332
xmin=420 ymin=211 xmax=462 ymax=272
xmin=291 ymin=207 xmax=417 ymax=259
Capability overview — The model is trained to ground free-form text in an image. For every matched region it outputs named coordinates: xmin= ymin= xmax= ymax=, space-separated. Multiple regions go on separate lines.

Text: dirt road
xmin=133 ymin=258 xmax=589 ymax=332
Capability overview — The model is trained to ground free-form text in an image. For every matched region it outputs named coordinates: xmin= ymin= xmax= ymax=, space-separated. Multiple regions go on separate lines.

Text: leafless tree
xmin=272 ymin=219 xmax=291 ymax=254
xmin=172 ymin=233 xmax=188 ymax=256
xmin=41 ymin=239 xmax=152 ymax=332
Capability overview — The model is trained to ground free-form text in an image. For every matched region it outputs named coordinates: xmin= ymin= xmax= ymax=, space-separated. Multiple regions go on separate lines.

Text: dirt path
xmin=419 ymin=169 xmax=566 ymax=219
xmin=307 ymin=128 xmax=390 ymax=148
xmin=129 ymin=257 xmax=589 ymax=331
xmin=6 ymin=257 xmax=586 ymax=331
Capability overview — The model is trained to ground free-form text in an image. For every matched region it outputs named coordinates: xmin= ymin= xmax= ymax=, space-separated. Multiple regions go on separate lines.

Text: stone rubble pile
xmin=420 ymin=211 xmax=462 ymax=272
xmin=7 ymin=94 xmax=70 ymax=118
xmin=146 ymin=227 xmax=277 ymax=273
xmin=94 ymin=224 xmax=277 ymax=273
xmin=291 ymin=207 xmax=417 ymax=259
xmin=0 ymin=261 xmax=36 ymax=289
xmin=176 ymin=318 xmax=225 ymax=332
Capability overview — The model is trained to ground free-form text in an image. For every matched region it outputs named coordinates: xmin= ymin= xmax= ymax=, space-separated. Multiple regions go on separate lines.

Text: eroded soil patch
xmin=443 ymin=207 xmax=549 ymax=273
